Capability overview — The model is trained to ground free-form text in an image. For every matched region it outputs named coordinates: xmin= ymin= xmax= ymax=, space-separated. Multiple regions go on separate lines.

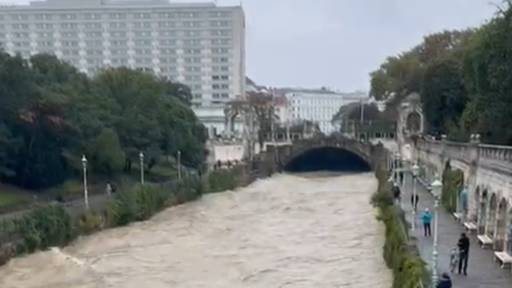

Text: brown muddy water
xmin=0 ymin=172 xmax=391 ymax=288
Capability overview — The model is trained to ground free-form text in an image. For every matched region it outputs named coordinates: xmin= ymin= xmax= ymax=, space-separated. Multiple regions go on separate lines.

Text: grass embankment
xmin=372 ymin=166 xmax=430 ymax=288
xmin=0 ymin=167 xmax=245 ymax=265
xmin=0 ymin=184 xmax=33 ymax=213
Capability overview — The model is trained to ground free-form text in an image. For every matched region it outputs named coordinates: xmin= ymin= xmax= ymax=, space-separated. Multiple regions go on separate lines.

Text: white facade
xmin=0 ymin=0 xmax=245 ymax=136
xmin=286 ymin=90 xmax=365 ymax=135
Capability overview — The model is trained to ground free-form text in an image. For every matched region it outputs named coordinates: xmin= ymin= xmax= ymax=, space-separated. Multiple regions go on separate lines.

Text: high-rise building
xmin=0 ymin=0 xmax=245 ymax=136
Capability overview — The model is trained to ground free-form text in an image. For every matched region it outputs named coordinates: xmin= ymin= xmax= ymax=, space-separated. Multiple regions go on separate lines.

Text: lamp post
xmin=412 ymin=163 xmax=420 ymax=230
xmin=394 ymin=153 xmax=400 ymax=183
xmin=139 ymin=151 xmax=144 ymax=185
xmin=81 ymin=155 xmax=89 ymax=210
xmin=431 ymin=177 xmax=443 ymax=287
xmin=177 ymin=150 xmax=182 ymax=180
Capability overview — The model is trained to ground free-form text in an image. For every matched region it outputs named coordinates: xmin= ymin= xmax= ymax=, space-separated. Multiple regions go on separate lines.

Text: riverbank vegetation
xmin=206 ymin=166 xmax=244 ymax=193
xmin=370 ymin=2 xmax=512 ymax=145
xmin=372 ymin=166 xmax=429 ymax=288
xmin=0 ymin=52 xmax=206 ymax=193
xmin=0 ymin=166 xmax=249 ymax=266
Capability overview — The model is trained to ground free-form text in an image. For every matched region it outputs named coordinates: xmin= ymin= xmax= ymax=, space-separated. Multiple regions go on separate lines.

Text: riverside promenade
xmin=401 ymin=173 xmax=512 ymax=288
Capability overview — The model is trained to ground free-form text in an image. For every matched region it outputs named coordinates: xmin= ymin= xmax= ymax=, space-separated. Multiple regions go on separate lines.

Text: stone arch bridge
xmin=260 ymin=136 xmax=386 ymax=173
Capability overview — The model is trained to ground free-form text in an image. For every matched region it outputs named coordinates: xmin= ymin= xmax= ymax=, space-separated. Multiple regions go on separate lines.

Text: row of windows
xmin=212 ymin=93 xmax=230 ymax=99
xmin=2 ymin=30 xmax=232 ymax=43
xmin=1 ymin=11 xmax=232 ymax=21
xmin=212 ymin=84 xmax=229 ymax=89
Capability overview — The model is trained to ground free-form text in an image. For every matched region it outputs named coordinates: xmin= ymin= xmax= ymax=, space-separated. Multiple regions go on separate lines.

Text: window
xmin=221 ymin=93 xmax=229 ymax=98
xmin=160 ymin=39 xmax=176 ymax=46
xmin=161 ymin=48 xmax=175 ymax=55
xmin=212 ymin=84 xmax=220 ymax=89
xmin=184 ymin=31 xmax=201 ymax=37
xmin=212 ymin=75 xmax=220 ymax=80
xmin=159 ymin=12 xmax=175 ymax=18
xmin=184 ymin=57 xmax=200 ymax=63
xmin=221 ymin=75 xmax=229 ymax=80
xmin=109 ymin=13 xmax=125 ymax=19
xmin=212 ymin=93 xmax=220 ymax=99
xmin=184 ymin=39 xmax=201 ymax=46
xmin=161 ymin=31 xmax=177 ymax=37
xmin=158 ymin=21 xmax=175 ymax=28
xmin=194 ymin=93 xmax=202 ymax=99
xmin=221 ymin=84 xmax=229 ymax=89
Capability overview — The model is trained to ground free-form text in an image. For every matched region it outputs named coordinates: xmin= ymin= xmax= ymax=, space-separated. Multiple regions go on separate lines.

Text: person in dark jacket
xmin=392 ymin=183 xmax=401 ymax=205
xmin=458 ymin=233 xmax=470 ymax=275
xmin=436 ymin=273 xmax=452 ymax=288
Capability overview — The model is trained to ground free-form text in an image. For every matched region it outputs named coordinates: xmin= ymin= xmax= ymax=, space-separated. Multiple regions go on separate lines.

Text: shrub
xmin=107 ymin=187 xmax=137 ymax=226
xmin=442 ymin=168 xmax=463 ymax=213
xmin=207 ymin=167 xmax=242 ymax=193
xmin=175 ymin=177 xmax=203 ymax=204
xmin=135 ymin=185 xmax=167 ymax=220
xmin=78 ymin=211 xmax=104 ymax=235
xmin=373 ymin=167 xmax=429 ymax=288
xmin=14 ymin=205 xmax=74 ymax=253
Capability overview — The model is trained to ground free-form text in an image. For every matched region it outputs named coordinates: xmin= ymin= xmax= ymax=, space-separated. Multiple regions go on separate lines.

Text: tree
xmin=91 ymin=128 xmax=125 ymax=176
xmin=461 ymin=3 xmax=512 ymax=144
xmin=0 ymin=54 xmax=206 ymax=189
xmin=421 ymin=57 xmax=467 ymax=136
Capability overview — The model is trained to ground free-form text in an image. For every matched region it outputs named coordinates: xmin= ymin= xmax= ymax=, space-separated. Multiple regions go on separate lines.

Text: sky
xmin=0 ymin=0 xmax=500 ymax=92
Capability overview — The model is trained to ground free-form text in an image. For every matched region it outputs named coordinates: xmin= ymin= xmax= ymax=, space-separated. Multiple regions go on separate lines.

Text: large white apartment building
xmin=0 ymin=0 xmax=245 ymax=137
xmin=286 ymin=89 xmax=366 ymax=135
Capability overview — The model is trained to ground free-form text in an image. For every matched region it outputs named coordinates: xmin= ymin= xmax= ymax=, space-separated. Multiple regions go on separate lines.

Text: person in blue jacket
xmin=421 ymin=208 xmax=432 ymax=237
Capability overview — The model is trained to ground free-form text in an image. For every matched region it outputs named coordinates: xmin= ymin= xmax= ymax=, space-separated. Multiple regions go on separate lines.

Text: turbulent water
xmin=0 ymin=173 xmax=391 ymax=288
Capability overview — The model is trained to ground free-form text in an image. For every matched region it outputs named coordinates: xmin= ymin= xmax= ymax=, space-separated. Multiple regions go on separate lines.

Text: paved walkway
xmin=401 ymin=173 xmax=512 ymax=288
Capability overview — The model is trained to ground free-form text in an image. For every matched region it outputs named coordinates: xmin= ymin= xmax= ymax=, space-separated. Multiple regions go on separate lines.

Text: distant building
xmin=284 ymin=88 xmax=366 ymax=135
xmin=0 ymin=0 xmax=246 ymax=137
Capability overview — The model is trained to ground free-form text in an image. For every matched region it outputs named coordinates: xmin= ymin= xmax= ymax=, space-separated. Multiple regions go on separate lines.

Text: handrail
xmin=479 ymin=143 xmax=512 ymax=150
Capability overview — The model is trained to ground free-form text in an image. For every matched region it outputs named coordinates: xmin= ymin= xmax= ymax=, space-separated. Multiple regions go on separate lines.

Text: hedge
xmin=372 ymin=166 xmax=430 ymax=288
xmin=207 ymin=166 xmax=243 ymax=193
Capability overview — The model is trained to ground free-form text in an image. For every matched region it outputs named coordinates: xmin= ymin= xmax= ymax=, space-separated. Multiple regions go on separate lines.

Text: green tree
xmin=421 ymin=57 xmax=467 ymax=136
xmin=462 ymin=2 xmax=512 ymax=144
xmin=91 ymin=128 xmax=125 ymax=176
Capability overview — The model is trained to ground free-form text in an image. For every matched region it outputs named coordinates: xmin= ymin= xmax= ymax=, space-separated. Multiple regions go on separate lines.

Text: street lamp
xmin=81 ymin=155 xmax=89 ymax=210
xmin=177 ymin=150 xmax=182 ymax=180
xmin=139 ymin=151 xmax=144 ymax=185
xmin=431 ymin=177 xmax=443 ymax=287
xmin=412 ymin=163 xmax=420 ymax=230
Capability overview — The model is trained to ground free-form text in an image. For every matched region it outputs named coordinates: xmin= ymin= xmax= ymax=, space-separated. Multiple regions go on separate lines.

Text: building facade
xmin=0 ymin=0 xmax=245 ymax=136
xmin=285 ymin=89 xmax=365 ymax=135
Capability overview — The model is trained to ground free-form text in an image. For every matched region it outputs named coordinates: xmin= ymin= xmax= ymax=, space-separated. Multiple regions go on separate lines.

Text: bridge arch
xmin=273 ymin=137 xmax=375 ymax=173
xmin=283 ymin=146 xmax=371 ymax=172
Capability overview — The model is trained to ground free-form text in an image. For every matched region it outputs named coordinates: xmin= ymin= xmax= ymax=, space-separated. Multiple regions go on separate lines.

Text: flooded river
xmin=0 ymin=173 xmax=391 ymax=288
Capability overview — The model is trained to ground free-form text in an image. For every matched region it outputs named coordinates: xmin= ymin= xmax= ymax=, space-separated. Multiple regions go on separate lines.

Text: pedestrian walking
xmin=457 ymin=233 xmax=470 ymax=275
xmin=392 ymin=182 xmax=401 ymax=205
xmin=421 ymin=208 xmax=432 ymax=237
xmin=436 ymin=273 xmax=452 ymax=288
xmin=449 ymin=247 xmax=459 ymax=273
xmin=411 ymin=193 xmax=419 ymax=211
xmin=106 ymin=182 xmax=112 ymax=197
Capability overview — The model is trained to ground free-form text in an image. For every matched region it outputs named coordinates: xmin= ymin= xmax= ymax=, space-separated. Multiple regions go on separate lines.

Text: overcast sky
xmin=0 ymin=0 xmax=499 ymax=92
